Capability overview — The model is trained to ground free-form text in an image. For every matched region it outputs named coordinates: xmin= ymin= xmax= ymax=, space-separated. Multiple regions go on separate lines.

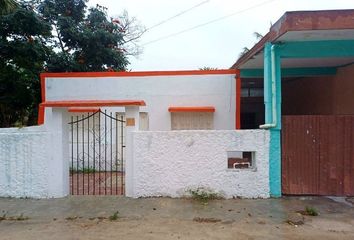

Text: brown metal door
xmin=282 ymin=115 xmax=354 ymax=196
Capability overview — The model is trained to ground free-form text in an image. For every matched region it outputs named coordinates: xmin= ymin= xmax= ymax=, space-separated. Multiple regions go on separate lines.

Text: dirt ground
xmin=0 ymin=196 xmax=353 ymax=240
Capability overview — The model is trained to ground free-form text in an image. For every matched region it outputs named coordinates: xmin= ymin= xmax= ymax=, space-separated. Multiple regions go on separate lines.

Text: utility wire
xmin=146 ymin=0 xmax=210 ymax=31
xmin=142 ymin=0 xmax=276 ymax=46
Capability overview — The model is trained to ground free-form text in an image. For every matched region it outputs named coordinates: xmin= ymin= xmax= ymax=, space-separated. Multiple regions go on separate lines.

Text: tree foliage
xmin=0 ymin=0 xmax=144 ymax=127
xmin=0 ymin=2 xmax=51 ymax=127
xmin=0 ymin=0 xmax=18 ymax=15
xmin=39 ymin=0 xmax=131 ymax=72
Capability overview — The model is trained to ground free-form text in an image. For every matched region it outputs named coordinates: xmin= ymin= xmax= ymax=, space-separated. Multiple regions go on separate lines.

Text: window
xmin=241 ymin=87 xmax=263 ymax=97
xmin=227 ymin=151 xmax=255 ymax=169
xmin=171 ymin=112 xmax=214 ymax=130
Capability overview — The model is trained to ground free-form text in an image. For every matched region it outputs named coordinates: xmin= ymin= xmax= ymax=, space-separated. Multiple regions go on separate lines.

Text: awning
xmin=168 ymin=106 xmax=215 ymax=112
xmin=40 ymin=100 xmax=146 ymax=107
xmin=68 ymin=107 xmax=100 ymax=113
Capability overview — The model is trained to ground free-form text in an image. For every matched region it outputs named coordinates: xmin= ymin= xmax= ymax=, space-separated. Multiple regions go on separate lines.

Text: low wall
xmin=0 ymin=126 xmax=62 ymax=198
xmin=131 ymin=130 xmax=270 ymax=198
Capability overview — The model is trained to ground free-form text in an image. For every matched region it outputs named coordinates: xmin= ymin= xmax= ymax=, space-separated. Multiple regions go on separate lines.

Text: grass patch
xmin=296 ymin=206 xmax=319 ymax=216
xmin=193 ymin=217 xmax=221 ymax=223
xmin=0 ymin=213 xmax=29 ymax=221
xmin=187 ymin=187 xmax=222 ymax=203
xmin=109 ymin=211 xmax=119 ymax=221
xmin=304 ymin=206 xmax=318 ymax=216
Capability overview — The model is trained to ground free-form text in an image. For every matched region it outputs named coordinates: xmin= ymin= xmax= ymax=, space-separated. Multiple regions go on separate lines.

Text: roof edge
xmin=231 ymin=9 xmax=354 ymax=69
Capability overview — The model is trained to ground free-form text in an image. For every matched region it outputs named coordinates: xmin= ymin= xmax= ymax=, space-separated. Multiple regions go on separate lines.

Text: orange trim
xmin=68 ymin=107 xmax=100 ymax=113
xmin=168 ymin=106 xmax=215 ymax=113
xmin=40 ymin=69 xmax=236 ymax=79
xmin=37 ymin=105 xmax=45 ymax=125
xmin=40 ymin=74 xmax=45 ymax=102
xmin=235 ymin=69 xmax=241 ymax=129
xmin=40 ymin=100 xmax=146 ymax=107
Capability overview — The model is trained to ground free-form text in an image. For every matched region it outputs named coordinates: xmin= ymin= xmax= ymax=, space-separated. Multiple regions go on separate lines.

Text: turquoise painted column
xmin=263 ymin=43 xmax=273 ymax=124
xmin=264 ymin=42 xmax=282 ymax=197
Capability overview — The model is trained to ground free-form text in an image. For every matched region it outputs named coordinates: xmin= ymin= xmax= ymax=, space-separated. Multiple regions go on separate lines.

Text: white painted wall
xmin=45 ymin=74 xmax=236 ymax=130
xmin=130 ymin=130 xmax=270 ymax=199
xmin=0 ymin=126 xmax=64 ymax=198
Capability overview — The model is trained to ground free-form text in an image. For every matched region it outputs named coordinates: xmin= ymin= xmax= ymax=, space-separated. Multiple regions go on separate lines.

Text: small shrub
xmin=187 ymin=187 xmax=222 ymax=203
xmin=305 ymin=206 xmax=318 ymax=216
xmin=109 ymin=211 xmax=119 ymax=221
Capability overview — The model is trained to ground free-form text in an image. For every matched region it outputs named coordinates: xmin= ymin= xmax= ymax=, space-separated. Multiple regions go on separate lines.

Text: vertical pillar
xmin=264 ymin=43 xmax=273 ymax=124
xmin=124 ymin=106 xmax=140 ymax=197
xmin=264 ymin=42 xmax=282 ymax=197
xmin=235 ymin=70 xmax=241 ymax=129
xmin=44 ymin=107 xmax=70 ymax=197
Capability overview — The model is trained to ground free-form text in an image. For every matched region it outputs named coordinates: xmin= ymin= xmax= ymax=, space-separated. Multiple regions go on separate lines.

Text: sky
xmin=88 ymin=0 xmax=354 ymax=71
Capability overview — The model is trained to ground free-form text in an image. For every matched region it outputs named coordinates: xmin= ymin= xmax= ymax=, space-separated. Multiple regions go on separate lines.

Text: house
xmin=36 ymin=70 xmax=262 ymax=198
xmin=1 ymin=9 xmax=353 ymax=199
xmin=232 ymin=9 xmax=354 ymax=196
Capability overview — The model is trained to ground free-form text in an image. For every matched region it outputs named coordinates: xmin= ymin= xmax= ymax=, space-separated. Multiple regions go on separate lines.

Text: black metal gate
xmin=69 ymin=110 xmax=125 ymax=195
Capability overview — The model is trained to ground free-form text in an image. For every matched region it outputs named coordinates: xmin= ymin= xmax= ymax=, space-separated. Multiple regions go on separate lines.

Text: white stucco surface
xmin=44 ymin=73 xmax=236 ymax=130
xmin=0 ymin=126 xmax=65 ymax=198
xmin=130 ymin=130 xmax=270 ymax=199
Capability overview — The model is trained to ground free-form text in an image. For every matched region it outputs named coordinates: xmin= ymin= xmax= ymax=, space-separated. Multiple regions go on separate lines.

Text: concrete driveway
xmin=0 ymin=196 xmax=353 ymax=240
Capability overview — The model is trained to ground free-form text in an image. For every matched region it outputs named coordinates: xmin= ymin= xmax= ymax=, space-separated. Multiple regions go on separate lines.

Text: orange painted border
xmin=40 ymin=74 xmax=46 ymax=102
xmin=40 ymin=69 xmax=236 ymax=79
xmin=168 ymin=106 xmax=215 ymax=113
xmin=68 ymin=107 xmax=100 ymax=113
xmin=37 ymin=105 xmax=45 ymax=125
xmin=40 ymin=100 xmax=146 ymax=107
xmin=235 ymin=69 xmax=241 ymax=129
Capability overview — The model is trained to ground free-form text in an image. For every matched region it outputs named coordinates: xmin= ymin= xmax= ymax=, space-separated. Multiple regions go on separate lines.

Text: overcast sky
xmin=88 ymin=0 xmax=354 ymax=71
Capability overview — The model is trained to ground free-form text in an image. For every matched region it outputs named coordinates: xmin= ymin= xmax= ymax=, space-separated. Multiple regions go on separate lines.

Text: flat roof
xmin=231 ymin=9 xmax=354 ymax=69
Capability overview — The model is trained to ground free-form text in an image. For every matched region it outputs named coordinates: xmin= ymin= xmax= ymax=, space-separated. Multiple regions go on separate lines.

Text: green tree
xmin=0 ymin=0 xmax=18 ymax=15
xmin=39 ymin=1 xmax=144 ymax=72
xmin=0 ymin=2 xmax=51 ymax=127
xmin=0 ymin=0 xmax=144 ymax=127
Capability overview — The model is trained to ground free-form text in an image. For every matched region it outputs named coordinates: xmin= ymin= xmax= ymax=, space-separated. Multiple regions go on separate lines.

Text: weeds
xmin=0 ymin=213 xmax=29 ymax=221
xmin=109 ymin=211 xmax=119 ymax=221
xmin=187 ymin=187 xmax=222 ymax=203
xmin=304 ymin=206 xmax=318 ymax=216
xmin=193 ymin=217 xmax=222 ymax=223
xmin=65 ymin=216 xmax=79 ymax=221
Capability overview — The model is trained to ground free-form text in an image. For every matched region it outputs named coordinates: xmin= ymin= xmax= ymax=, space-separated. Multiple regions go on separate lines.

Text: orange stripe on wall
xmin=168 ymin=106 xmax=215 ymax=112
xmin=40 ymin=100 xmax=146 ymax=107
xmin=40 ymin=69 xmax=236 ymax=79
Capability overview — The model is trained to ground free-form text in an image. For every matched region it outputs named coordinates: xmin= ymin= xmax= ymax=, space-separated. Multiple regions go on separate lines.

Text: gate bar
xmin=121 ymin=115 xmax=124 ymax=195
xmin=82 ymin=114 xmax=85 ymax=195
xmin=87 ymin=112 xmax=90 ymax=195
xmin=71 ymin=116 xmax=74 ymax=195
xmin=76 ymin=116 xmax=79 ymax=195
